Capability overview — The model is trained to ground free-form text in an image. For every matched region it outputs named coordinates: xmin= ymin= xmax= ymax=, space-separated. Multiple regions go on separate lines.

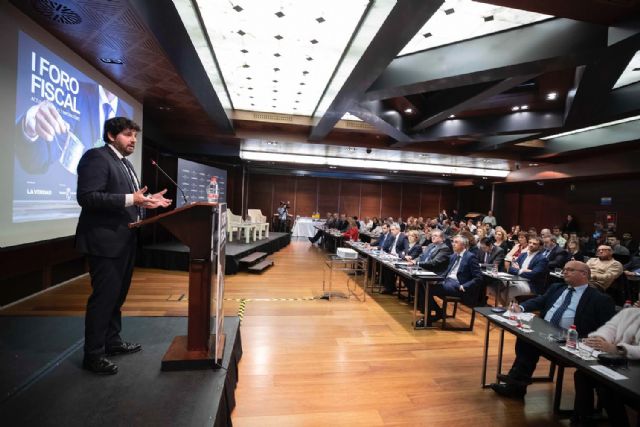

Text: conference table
xmin=475 ymin=306 xmax=640 ymax=414
xmin=481 ymin=270 xmax=530 ymax=306
xmin=291 ymin=217 xmax=326 ymax=237
xmin=345 ymin=241 xmax=444 ymax=329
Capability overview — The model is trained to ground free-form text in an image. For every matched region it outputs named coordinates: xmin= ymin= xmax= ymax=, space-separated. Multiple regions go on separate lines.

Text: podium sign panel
xmin=129 ymin=202 xmax=227 ymax=370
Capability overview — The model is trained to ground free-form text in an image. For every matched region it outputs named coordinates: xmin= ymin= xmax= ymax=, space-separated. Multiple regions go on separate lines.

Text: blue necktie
xmin=422 ymin=245 xmax=435 ymax=262
xmin=549 ymin=288 xmax=575 ymax=327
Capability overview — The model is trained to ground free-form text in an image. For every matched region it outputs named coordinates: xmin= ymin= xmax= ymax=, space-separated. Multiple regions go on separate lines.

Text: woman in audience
xmin=572 ymin=302 xmax=640 ymax=427
xmin=504 ymin=231 xmax=529 ymax=271
xmin=341 ymin=218 xmax=359 ymax=241
xmin=494 ymin=227 xmax=511 ymax=252
xmin=566 ymin=239 xmax=585 ymax=262
xmin=403 ymin=230 xmax=423 ymax=260
xmin=369 ymin=217 xmax=380 ymax=231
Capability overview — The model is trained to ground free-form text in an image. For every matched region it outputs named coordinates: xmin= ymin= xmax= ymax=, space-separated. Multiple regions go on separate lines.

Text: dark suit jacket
xmin=384 ymin=233 xmax=409 ymax=255
xmin=443 ymin=250 xmax=484 ymax=305
xmin=418 ymin=242 xmax=452 ymax=274
xmin=402 ymin=243 xmax=423 ymax=260
xmin=75 ymin=145 xmax=138 ymax=257
xmin=477 ymin=245 xmax=505 ymax=270
xmin=543 ymin=245 xmax=569 ymax=270
xmin=372 ymin=232 xmax=389 ymax=248
xmin=522 ymin=282 xmax=616 ymax=337
xmin=509 ymin=251 xmax=549 ymax=294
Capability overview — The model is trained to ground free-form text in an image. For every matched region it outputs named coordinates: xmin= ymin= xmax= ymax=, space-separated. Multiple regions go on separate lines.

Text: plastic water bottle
xmin=567 ymin=325 xmax=578 ymax=350
xmin=207 ymin=176 xmax=219 ymax=203
xmin=623 ymin=300 xmax=632 ymax=309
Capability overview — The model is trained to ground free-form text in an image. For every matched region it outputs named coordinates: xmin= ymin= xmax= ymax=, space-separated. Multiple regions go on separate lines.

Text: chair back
xmin=247 ymin=209 xmax=266 ymax=223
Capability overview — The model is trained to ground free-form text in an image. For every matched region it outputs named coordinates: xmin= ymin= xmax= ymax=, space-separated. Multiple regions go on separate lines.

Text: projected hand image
xmin=23 ymin=100 xmax=70 ymax=142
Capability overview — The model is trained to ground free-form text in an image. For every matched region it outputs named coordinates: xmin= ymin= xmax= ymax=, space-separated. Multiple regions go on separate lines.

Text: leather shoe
xmin=83 ymin=356 xmax=118 ymax=375
xmin=489 ymin=382 xmax=525 ymax=399
xmin=415 ymin=317 xmax=426 ymax=327
xmin=106 ymin=341 xmax=142 ymax=356
xmin=497 ymin=373 xmax=530 ymax=386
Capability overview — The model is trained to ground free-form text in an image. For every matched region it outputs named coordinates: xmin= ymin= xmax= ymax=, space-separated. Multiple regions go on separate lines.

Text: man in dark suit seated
xmin=477 ymin=237 xmax=505 ymax=270
xmin=76 ymin=117 xmax=171 ymax=375
xmin=380 ymin=224 xmax=409 ymax=294
xmin=489 ymin=261 xmax=616 ymax=399
xmin=507 ymin=237 xmax=549 ymax=298
xmin=417 ymin=235 xmax=483 ymax=326
xmin=408 ymin=230 xmax=452 ymax=316
xmin=542 ymin=235 xmax=569 ymax=271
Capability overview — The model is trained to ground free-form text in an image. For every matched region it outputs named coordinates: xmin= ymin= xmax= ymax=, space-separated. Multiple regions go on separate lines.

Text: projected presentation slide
xmin=13 ymin=31 xmax=133 ymax=223
xmin=177 ymin=158 xmax=227 ymax=208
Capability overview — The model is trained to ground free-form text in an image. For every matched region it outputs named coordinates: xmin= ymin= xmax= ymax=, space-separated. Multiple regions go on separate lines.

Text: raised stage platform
xmin=140 ymin=232 xmax=291 ymax=274
xmin=0 ymin=316 xmax=242 ymax=427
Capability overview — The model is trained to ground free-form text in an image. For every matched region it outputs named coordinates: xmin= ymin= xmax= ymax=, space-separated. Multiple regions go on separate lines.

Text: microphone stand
xmin=150 ymin=159 xmax=188 ymax=206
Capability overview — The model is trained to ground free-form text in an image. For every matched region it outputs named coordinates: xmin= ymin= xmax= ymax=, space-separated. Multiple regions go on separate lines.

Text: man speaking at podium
xmin=75 ymin=117 xmax=171 ymax=375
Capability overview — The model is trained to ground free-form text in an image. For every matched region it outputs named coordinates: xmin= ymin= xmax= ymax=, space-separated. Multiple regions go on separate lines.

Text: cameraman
xmin=276 ymin=201 xmax=291 ymax=232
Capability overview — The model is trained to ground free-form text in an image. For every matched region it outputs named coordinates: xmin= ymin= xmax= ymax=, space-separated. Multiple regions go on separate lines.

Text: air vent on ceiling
xmin=253 ymin=113 xmax=293 ymax=122
xmin=32 ymin=0 xmax=82 ymax=25
xmin=343 ymin=120 xmax=375 ymax=130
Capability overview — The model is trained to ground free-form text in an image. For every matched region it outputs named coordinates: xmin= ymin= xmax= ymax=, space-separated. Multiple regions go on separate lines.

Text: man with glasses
xmin=507 ymin=237 xmax=549 ymax=297
xmin=490 ymin=261 xmax=615 ymax=399
xmin=586 ymin=245 xmax=623 ymax=291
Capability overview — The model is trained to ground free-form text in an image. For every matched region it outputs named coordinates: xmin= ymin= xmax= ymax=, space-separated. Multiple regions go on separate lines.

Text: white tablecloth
xmin=291 ymin=218 xmax=325 ymax=237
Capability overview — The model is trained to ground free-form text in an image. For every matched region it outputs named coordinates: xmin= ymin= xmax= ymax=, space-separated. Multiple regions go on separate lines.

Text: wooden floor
xmin=2 ymin=239 xmax=577 ymax=426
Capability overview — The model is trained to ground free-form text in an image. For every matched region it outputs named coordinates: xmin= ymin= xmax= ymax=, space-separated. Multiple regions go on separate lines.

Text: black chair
xmin=441 ymin=282 xmax=487 ymax=331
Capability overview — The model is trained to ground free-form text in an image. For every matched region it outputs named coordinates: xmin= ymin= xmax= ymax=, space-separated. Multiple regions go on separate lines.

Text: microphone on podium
xmin=150 ymin=159 xmax=189 ymax=206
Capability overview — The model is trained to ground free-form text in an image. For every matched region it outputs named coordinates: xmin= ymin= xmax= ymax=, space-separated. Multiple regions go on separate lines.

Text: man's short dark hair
xmin=480 ymin=237 xmax=492 ymax=247
xmin=103 ymin=117 xmax=141 ymax=143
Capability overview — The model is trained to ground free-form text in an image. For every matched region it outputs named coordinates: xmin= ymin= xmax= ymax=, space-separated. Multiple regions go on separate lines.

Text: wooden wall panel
xmin=401 ymin=183 xmax=421 ymax=218
xmin=317 ymin=178 xmax=341 ymax=215
xmin=294 ymin=177 xmax=318 ymax=217
xmin=419 ymin=185 xmax=441 ymax=218
xmin=339 ymin=180 xmax=361 ymax=217
xmin=360 ymin=181 xmax=381 ymax=219
xmin=247 ymin=174 xmax=274 ymax=217
xmin=380 ymin=182 xmax=401 ymax=219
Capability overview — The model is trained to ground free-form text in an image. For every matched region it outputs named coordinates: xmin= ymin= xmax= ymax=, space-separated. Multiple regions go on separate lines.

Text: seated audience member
xmin=483 ymin=222 xmax=495 ymax=239
xmin=572 ymin=302 xmax=640 ymax=427
xmin=494 ymin=227 xmax=511 ymax=253
xmin=477 ymin=237 xmax=505 ymax=270
xmin=586 ymin=245 xmax=623 ymax=291
xmin=541 ymin=235 xmax=569 ymax=271
xmin=380 ymin=224 xmax=409 ymax=294
xmin=474 ymin=227 xmax=487 ymax=249
xmin=408 ymin=230 xmax=452 ymax=311
xmin=505 ymin=232 xmax=529 ymax=271
xmin=620 ymin=232 xmax=638 ymax=256
xmin=467 ymin=219 xmax=477 ymax=233
xmin=540 ymin=228 xmax=552 ymax=239
xmin=623 ymin=255 xmax=640 ymax=277
xmin=490 ymin=261 xmax=615 ymax=399
xmin=438 ymin=209 xmax=448 ymax=223
xmin=552 ymin=226 xmax=567 ymax=248
xmin=417 ymin=235 xmax=483 ymax=326
xmin=337 ymin=214 xmax=349 ymax=232
xmin=566 ymin=239 xmax=585 ymax=262
xmin=309 ymin=212 xmax=335 ymax=244
xmin=508 ymin=237 xmax=549 ymax=296
xmin=608 ymin=235 xmax=631 ymax=265
xmin=370 ymin=217 xmax=380 ymax=231
xmin=341 ymin=218 xmax=359 ymax=241
xmin=402 ymin=230 xmax=423 ymax=260
xmin=369 ymin=223 xmax=390 ymax=248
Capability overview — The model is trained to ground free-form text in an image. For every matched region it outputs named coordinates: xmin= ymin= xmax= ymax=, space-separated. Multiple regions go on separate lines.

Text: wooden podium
xmin=131 ymin=202 xmax=227 ymax=370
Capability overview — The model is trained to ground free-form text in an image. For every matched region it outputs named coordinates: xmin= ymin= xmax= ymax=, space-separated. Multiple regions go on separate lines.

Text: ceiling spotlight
xmin=529 ymin=163 xmax=539 ymax=167
xmin=329 ymin=166 xmax=337 ymax=169
xmin=546 ymin=92 xmax=558 ymax=101
xmin=448 ymin=114 xmax=455 ymax=118
xmin=404 ymin=108 xmax=413 ymax=113
xmin=392 ymin=170 xmax=399 ymax=173
xmin=347 ymin=147 xmax=356 ymax=152
xmin=482 ymin=176 xmax=488 ymax=180
xmin=521 ymin=105 xmax=529 ymax=110
xmin=511 ymin=106 xmax=520 ymax=111
xmin=266 ymin=141 xmax=278 ymax=145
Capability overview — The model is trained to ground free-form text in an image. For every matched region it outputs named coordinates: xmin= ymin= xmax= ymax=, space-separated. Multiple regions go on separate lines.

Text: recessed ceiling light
xmin=546 ymin=92 xmax=558 ymax=100
xmin=449 ymin=114 xmax=455 ymax=118
xmin=237 ymin=30 xmax=245 ymax=36
xmin=521 ymin=105 xmax=529 ymax=110
xmin=329 ymin=166 xmax=337 ymax=169
xmin=272 ymin=79 xmax=278 ymax=83
xmin=273 ymin=53 xmax=281 ymax=57
xmin=267 ymin=141 xmax=278 ymax=145
xmin=423 ymin=32 xmax=432 ymax=38
xmin=392 ymin=170 xmax=399 ymax=173
xmin=404 ymin=108 xmax=413 ymax=113
xmin=511 ymin=106 xmax=520 ymax=111
xmin=482 ymin=176 xmax=488 ymax=179
xmin=316 ymin=17 xmax=325 ymax=23
xmin=233 ymin=5 xmax=243 ymax=12
xmin=306 ymin=56 xmax=313 ymax=61
xmin=529 ymin=163 xmax=539 ymax=166
xmin=273 ymin=67 xmax=280 ymax=72
xmin=242 ymin=63 xmax=250 ymax=68
xmin=310 ymin=39 xmax=318 ymax=44
xmin=275 ymin=11 xmax=284 ymax=18
xmin=444 ymin=8 xmax=455 ymax=15
xmin=240 ymin=49 xmax=248 ymax=53
xmin=483 ymin=15 xmax=494 ymax=22
xmin=274 ymin=34 xmax=283 ymax=40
